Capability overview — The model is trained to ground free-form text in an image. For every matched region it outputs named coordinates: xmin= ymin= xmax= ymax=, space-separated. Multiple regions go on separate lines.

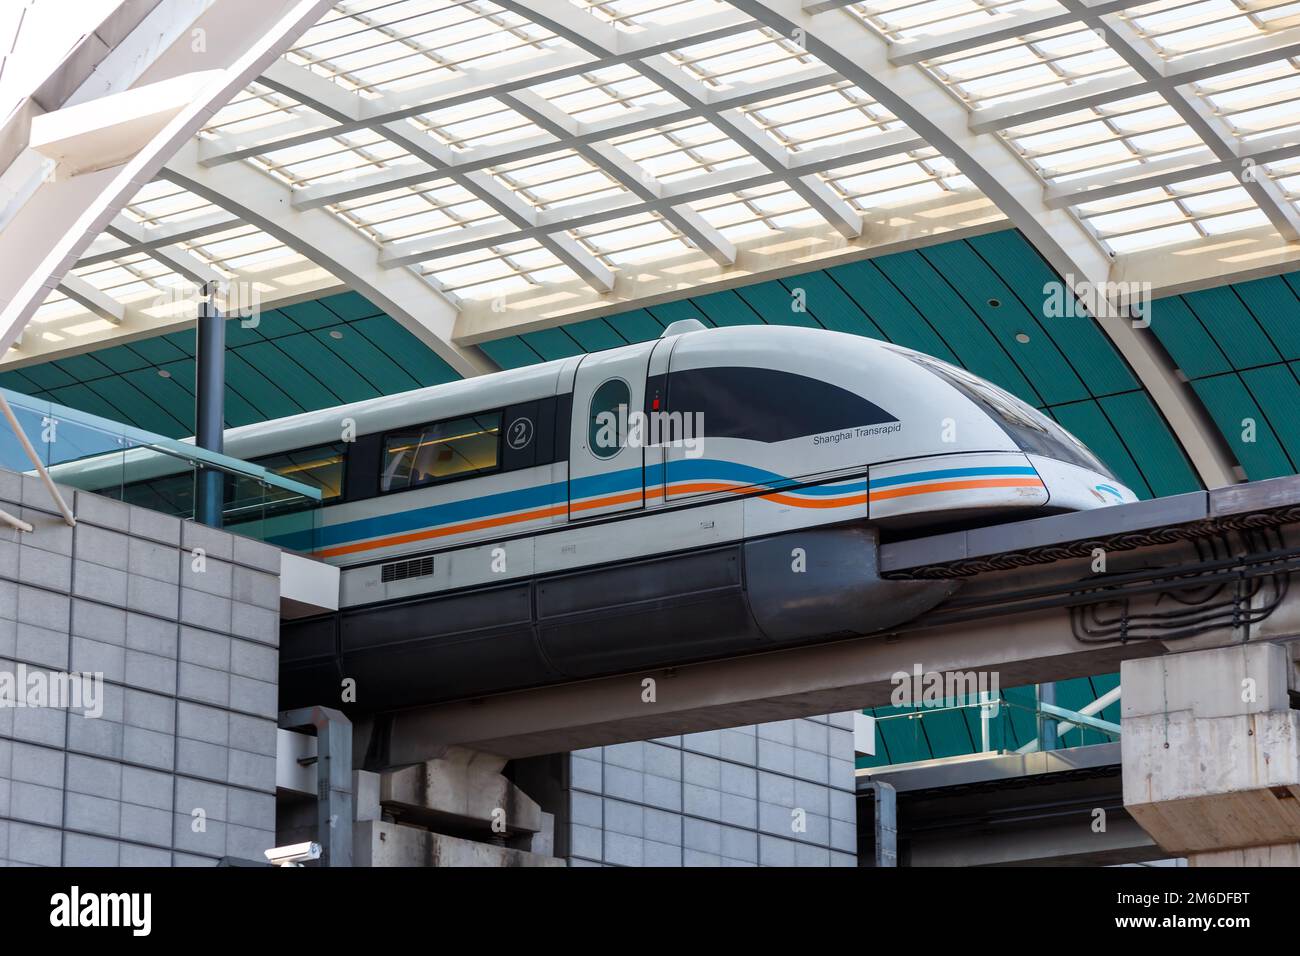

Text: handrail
xmin=1 ymin=387 xmax=322 ymax=503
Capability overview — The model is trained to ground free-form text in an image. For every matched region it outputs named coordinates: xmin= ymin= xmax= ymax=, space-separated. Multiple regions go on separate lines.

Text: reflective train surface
xmin=60 ymin=322 xmax=1138 ymax=710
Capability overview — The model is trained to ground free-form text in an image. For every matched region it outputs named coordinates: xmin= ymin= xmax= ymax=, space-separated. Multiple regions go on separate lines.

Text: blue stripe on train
xmin=270 ymin=460 xmax=1023 ymax=554
xmin=868 ymin=465 xmax=1038 ymax=489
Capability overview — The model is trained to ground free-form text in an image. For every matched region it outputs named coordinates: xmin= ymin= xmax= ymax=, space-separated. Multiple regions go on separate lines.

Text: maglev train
xmin=54 ymin=321 xmax=1137 ymax=711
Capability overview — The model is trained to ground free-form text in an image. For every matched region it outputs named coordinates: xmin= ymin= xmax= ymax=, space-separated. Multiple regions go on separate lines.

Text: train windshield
xmin=892 ymin=348 xmax=1116 ymax=479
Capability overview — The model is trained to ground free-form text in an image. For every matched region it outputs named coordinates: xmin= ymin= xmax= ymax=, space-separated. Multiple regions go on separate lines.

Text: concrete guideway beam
xmin=370 ymin=478 xmax=1300 ymax=761
xmin=370 ymin=605 xmax=1160 ymax=762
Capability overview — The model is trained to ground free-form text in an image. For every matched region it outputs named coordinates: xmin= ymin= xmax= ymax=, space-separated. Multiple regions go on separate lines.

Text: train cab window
xmin=381 ymin=412 xmax=502 ymax=492
xmin=254 ymin=443 xmax=347 ymax=502
xmin=665 ymin=366 xmax=894 ymax=443
xmin=588 ymin=378 xmax=630 ymax=459
xmin=895 ymin=349 xmax=1116 ymax=478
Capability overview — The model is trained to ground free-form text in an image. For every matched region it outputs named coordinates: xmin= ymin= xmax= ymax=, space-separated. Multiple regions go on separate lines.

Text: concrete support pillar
xmin=194 ymin=283 xmax=225 ymax=527
xmin=1122 ymin=643 xmax=1300 ymax=866
xmin=352 ymin=746 xmax=560 ymax=867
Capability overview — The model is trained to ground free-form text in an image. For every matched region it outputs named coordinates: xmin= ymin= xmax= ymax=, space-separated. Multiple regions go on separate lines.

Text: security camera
xmin=264 ymin=842 xmax=322 ymax=867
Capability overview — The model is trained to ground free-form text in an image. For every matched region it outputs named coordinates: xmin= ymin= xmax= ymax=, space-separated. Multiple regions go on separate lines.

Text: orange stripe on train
xmin=868 ymin=477 xmax=1043 ymax=502
xmin=313 ymin=482 xmax=869 ymax=558
xmin=316 ymin=503 xmax=568 ymax=558
xmin=317 ymin=479 xmax=1037 ymax=559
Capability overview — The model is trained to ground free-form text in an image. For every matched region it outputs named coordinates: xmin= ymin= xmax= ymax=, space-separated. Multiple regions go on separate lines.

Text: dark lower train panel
xmin=278 ymin=526 xmax=954 ymax=713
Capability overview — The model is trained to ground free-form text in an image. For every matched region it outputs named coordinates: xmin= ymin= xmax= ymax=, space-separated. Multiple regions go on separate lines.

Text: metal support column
xmin=194 ymin=282 xmax=225 ymax=527
xmin=862 ymin=780 xmax=898 ymax=867
xmin=280 ymin=706 xmax=354 ymax=867
xmin=1039 ymin=682 xmax=1059 ymax=752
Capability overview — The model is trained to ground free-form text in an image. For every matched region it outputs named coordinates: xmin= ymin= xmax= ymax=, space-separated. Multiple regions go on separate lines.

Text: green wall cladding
xmin=1150 ymin=272 xmax=1300 ymax=480
xmin=0 ymin=292 xmax=461 ymax=438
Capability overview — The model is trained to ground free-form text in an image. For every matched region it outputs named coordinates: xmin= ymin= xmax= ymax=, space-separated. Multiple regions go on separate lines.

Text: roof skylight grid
xmin=852 ymin=0 xmax=1067 ymax=42
xmin=25 ymin=0 xmax=1300 ymax=363
xmin=853 ymin=0 xmax=1300 ymax=255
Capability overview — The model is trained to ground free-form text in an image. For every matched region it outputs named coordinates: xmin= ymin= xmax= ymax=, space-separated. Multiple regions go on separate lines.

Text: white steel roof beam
xmin=492 ymin=0 xmax=862 ymax=238
xmin=102 ymin=214 xmax=222 ymax=285
xmin=970 ymin=30 xmax=1300 ymax=134
xmin=503 ymin=88 xmax=737 ymax=267
xmin=0 ymin=0 xmax=338 ymax=354
xmin=78 ymin=209 xmax=242 ymax=266
xmin=287 ymin=65 xmax=837 ymax=211
xmin=1074 ymin=5 xmax=1300 ymax=241
xmin=198 ymin=10 xmax=757 ymax=167
xmin=639 ymin=56 xmax=864 ymax=238
xmin=1046 ymin=132 xmax=1300 ymax=210
xmin=885 ymin=0 xmax=1133 ymax=66
xmin=258 ymin=58 xmax=616 ymax=293
xmin=377 ymin=129 xmax=926 ymax=266
xmin=56 ymin=273 xmax=125 ymax=325
xmin=161 ymin=138 xmax=494 ymax=377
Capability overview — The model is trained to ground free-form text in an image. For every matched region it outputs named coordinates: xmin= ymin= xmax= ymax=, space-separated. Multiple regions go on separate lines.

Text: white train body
xmin=227 ymin=324 xmax=1129 ymax=576
xmin=53 ymin=324 xmax=1137 ymax=707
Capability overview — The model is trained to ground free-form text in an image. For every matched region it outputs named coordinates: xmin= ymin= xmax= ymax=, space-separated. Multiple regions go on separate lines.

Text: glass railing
xmin=0 ymin=388 xmax=322 ymax=552
xmin=859 ymin=691 xmax=1121 ymax=769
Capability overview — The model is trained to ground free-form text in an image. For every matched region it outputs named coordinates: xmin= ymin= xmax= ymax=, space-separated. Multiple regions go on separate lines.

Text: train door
xmin=568 ymin=341 xmax=656 ymax=519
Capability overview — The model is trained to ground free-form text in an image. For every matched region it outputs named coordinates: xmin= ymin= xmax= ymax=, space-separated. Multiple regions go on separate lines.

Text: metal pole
xmin=1039 ymin=681 xmax=1058 ymax=752
xmin=280 ymin=706 xmax=353 ymax=867
xmin=862 ymin=780 xmax=897 ymax=867
xmin=1017 ymin=683 xmax=1123 ymax=754
xmin=194 ymin=282 xmax=225 ymax=527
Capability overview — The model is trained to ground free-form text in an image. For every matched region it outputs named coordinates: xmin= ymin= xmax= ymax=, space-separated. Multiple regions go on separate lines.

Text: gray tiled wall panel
xmin=0 ymin=482 xmax=281 ymax=867
xmin=564 ymin=714 xmax=858 ymax=868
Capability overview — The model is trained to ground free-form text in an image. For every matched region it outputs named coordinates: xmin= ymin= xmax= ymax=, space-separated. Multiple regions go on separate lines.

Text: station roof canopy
xmin=8 ymin=0 xmax=1300 ymax=380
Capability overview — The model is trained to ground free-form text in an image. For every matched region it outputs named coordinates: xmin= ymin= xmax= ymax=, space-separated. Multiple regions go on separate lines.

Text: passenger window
xmin=255 ymin=443 xmax=347 ymax=502
xmin=588 ymin=378 xmax=630 ymax=459
xmin=381 ymin=413 xmax=502 ymax=492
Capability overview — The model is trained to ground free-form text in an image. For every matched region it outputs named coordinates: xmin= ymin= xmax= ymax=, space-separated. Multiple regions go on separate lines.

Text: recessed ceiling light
xmin=329 ymin=330 xmax=344 ymax=340
xmin=1015 ymin=332 xmax=1031 ymax=344
xmin=988 ymin=298 xmax=1001 ymax=308
xmin=158 ymin=369 xmax=172 ymax=378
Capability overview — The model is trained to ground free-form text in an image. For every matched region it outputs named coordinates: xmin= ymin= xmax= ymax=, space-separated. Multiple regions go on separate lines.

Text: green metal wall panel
xmin=919 ymin=240 xmax=1089 ymax=405
xmin=1182 ymin=286 xmax=1280 ymax=369
xmin=1148 ymin=296 xmax=1232 ymax=378
xmin=967 ymin=231 xmax=1138 ymax=395
xmin=1149 ymin=267 xmax=1300 ymax=481
xmin=875 ymin=250 xmax=1041 ymax=405
xmin=1234 ymin=276 xmax=1300 ymax=360
xmin=1097 ymin=391 xmax=1200 ymax=496
xmin=1191 ymin=374 xmax=1291 ymax=479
